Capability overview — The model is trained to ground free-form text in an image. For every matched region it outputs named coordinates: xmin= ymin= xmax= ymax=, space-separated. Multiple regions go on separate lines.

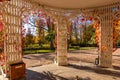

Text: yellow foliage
xmin=34 ymin=36 xmax=40 ymax=43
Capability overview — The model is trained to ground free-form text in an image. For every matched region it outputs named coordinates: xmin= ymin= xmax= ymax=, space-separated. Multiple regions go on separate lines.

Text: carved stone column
xmin=56 ymin=16 xmax=68 ymax=66
xmin=100 ymin=7 xmax=113 ymax=67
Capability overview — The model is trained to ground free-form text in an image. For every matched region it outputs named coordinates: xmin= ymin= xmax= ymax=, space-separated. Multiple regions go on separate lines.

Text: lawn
xmin=24 ymin=50 xmax=55 ymax=54
xmin=24 ymin=46 xmax=96 ymax=55
xmin=69 ymin=47 xmax=97 ymax=50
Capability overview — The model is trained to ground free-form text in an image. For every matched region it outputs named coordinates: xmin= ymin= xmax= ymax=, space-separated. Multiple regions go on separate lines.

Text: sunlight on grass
xmin=69 ymin=47 xmax=96 ymax=50
xmin=24 ymin=50 xmax=55 ymax=54
xmin=24 ymin=47 xmax=96 ymax=55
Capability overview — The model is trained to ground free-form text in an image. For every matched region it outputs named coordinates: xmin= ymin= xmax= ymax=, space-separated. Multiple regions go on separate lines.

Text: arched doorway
xmin=21 ymin=8 xmax=58 ymax=67
xmin=67 ymin=14 xmax=101 ymax=65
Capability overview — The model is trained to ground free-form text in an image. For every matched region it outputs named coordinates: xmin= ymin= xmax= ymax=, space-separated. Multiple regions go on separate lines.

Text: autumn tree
xmin=25 ymin=28 xmax=34 ymax=46
xmin=45 ymin=17 xmax=55 ymax=50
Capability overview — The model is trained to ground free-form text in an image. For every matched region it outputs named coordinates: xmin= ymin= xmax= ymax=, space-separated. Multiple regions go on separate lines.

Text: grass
xmin=24 ymin=47 xmax=96 ymax=55
xmin=69 ymin=47 xmax=97 ymax=50
xmin=24 ymin=50 xmax=55 ymax=54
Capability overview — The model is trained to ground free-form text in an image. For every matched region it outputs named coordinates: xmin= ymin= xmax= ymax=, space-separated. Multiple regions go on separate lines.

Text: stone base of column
xmin=99 ymin=57 xmax=112 ymax=68
xmin=57 ymin=56 xmax=68 ymax=66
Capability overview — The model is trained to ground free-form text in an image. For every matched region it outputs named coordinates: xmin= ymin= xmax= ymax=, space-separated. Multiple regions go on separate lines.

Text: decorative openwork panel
xmin=100 ymin=6 xmax=114 ymax=67
xmin=57 ymin=16 xmax=68 ymax=65
xmin=0 ymin=0 xmax=44 ymax=76
xmin=0 ymin=0 xmax=119 ymax=75
xmin=2 ymin=0 xmax=23 ymax=74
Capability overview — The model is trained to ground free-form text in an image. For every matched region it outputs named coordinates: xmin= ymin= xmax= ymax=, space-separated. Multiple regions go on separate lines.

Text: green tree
xmin=25 ymin=28 xmax=34 ymax=46
xmin=45 ymin=17 xmax=56 ymax=50
xmin=45 ymin=28 xmax=55 ymax=50
xmin=82 ymin=24 xmax=95 ymax=46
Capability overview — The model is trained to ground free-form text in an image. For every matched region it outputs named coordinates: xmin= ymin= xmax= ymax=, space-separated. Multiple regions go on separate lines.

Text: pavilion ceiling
xmin=38 ymin=0 xmax=120 ymax=9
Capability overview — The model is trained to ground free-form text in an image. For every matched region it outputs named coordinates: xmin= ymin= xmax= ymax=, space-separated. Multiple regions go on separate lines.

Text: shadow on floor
xmin=26 ymin=69 xmax=91 ymax=80
xmin=113 ymin=66 xmax=120 ymax=70
xmin=68 ymin=64 xmax=120 ymax=78
xmin=26 ymin=70 xmax=68 ymax=80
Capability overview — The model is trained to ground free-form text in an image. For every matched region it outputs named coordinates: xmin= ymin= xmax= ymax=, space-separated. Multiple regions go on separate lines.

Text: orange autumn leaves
xmin=93 ymin=20 xmax=100 ymax=48
xmin=0 ymin=10 xmax=6 ymax=73
xmin=113 ymin=19 xmax=120 ymax=51
xmin=93 ymin=18 xmax=120 ymax=52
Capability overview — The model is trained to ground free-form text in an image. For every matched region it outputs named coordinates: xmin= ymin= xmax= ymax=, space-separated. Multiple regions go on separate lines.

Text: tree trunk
xmin=74 ymin=24 xmax=78 ymax=44
xmin=50 ymin=41 xmax=55 ymax=50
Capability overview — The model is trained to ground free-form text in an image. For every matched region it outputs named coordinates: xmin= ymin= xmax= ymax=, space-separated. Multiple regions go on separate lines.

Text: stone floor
xmin=27 ymin=62 xmax=120 ymax=80
xmin=24 ymin=48 xmax=120 ymax=80
xmin=23 ymin=48 xmax=120 ymax=68
xmin=1 ymin=62 xmax=120 ymax=80
xmin=0 ymin=48 xmax=120 ymax=80
xmin=26 ymin=62 xmax=120 ymax=80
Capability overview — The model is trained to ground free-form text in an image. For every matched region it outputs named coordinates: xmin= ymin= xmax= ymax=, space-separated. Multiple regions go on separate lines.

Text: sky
xmin=24 ymin=23 xmax=37 ymax=36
